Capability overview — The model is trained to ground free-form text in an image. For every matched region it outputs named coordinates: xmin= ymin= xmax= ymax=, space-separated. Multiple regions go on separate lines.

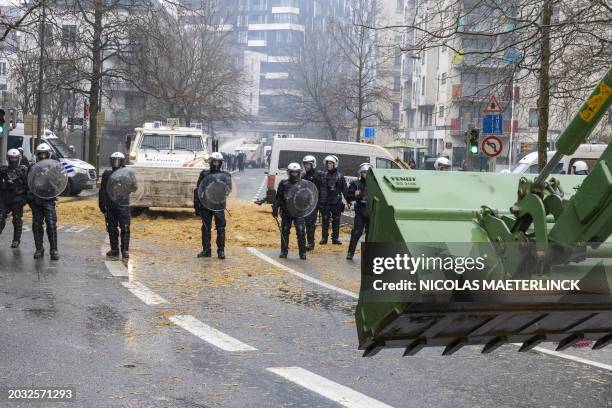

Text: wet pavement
xmin=1 ymin=217 xmax=611 ymax=407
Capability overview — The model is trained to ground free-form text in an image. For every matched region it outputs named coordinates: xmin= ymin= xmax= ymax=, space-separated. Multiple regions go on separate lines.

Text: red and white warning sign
xmin=481 ymin=135 xmax=503 ymax=158
xmin=483 ymin=95 xmax=503 ymax=113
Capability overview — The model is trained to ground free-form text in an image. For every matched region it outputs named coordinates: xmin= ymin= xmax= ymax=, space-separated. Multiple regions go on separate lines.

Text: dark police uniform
xmin=272 ymin=177 xmax=307 ymax=258
xmin=0 ymin=162 xmax=28 ymax=245
xmin=194 ymin=168 xmax=231 ymax=257
xmin=302 ymin=167 xmax=322 ymax=250
xmin=99 ymin=168 xmax=132 ymax=257
xmin=346 ymin=176 xmax=369 ymax=257
xmin=319 ymin=168 xmax=346 ymax=244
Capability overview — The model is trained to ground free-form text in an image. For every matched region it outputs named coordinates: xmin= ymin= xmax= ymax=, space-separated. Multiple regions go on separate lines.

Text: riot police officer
xmin=0 ymin=149 xmax=29 ymax=248
xmin=346 ymin=163 xmax=371 ymax=260
xmin=302 ymin=155 xmax=322 ymax=251
xmin=273 ymin=162 xmax=307 ymax=259
xmin=30 ymin=143 xmax=60 ymax=260
xmin=319 ymin=155 xmax=346 ymax=245
xmin=194 ymin=152 xmax=230 ymax=259
xmin=572 ymin=161 xmax=589 ymax=175
xmin=17 ymin=147 xmax=30 ymax=168
xmin=434 ymin=157 xmax=451 ymax=171
xmin=99 ymin=152 xmax=132 ymax=259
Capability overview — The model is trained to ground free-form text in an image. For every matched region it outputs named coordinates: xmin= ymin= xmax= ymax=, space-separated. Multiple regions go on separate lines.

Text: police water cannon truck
xmin=127 ymin=120 xmax=209 ymax=212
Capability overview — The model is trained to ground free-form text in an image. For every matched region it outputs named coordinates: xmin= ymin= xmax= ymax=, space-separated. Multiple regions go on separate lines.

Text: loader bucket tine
xmin=482 ymin=336 xmax=507 ymax=354
xmin=403 ymin=337 xmax=426 ymax=356
xmin=593 ymin=333 xmax=612 ymax=350
xmin=555 ymin=333 xmax=584 ymax=351
xmin=442 ymin=338 xmax=467 ymax=356
xmin=362 ymin=341 xmax=384 ymax=357
xmin=518 ymin=334 xmax=545 ymax=352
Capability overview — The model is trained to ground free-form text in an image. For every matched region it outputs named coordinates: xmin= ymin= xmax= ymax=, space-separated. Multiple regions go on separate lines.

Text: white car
xmin=512 ymin=144 xmax=606 ymax=175
xmin=262 ymin=137 xmax=405 ymax=204
xmin=8 ymin=124 xmax=96 ymax=196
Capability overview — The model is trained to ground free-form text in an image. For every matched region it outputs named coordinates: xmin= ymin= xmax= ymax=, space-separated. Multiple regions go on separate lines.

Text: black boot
xmin=199 ymin=224 xmax=211 ymax=257
xmin=108 ymin=228 xmax=120 ymax=258
xmin=217 ymin=229 xmax=226 ymax=259
xmin=33 ymin=222 xmax=44 ymax=259
xmin=280 ymin=226 xmax=289 ymax=258
xmin=120 ymin=225 xmax=130 ymax=259
xmin=297 ymin=228 xmax=307 ymax=260
xmin=48 ymin=223 xmax=59 ymax=261
xmin=346 ymin=252 xmax=354 ymax=260
xmin=11 ymin=216 xmax=22 ymax=248
xmin=306 ymin=225 xmax=315 ymax=251
xmin=331 ymin=215 xmax=342 ymax=244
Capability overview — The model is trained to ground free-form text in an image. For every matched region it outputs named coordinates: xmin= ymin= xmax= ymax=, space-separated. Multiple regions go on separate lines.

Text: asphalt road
xmin=231 ymin=167 xmax=267 ymax=202
xmin=1 ymin=212 xmax=611 ymax=407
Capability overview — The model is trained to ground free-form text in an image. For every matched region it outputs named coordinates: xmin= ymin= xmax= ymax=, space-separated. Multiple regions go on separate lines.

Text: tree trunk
xmin=536 ymin=0 xmax=553 ymax=171
xmin=88 ymin=1 xmax=103 ymax=165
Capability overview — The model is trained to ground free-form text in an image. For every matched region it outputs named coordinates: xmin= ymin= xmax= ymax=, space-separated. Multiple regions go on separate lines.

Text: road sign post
xmin=363 ymin=127 xmax=376 ymax=143
xmin=481 ymin=135 xmax=504 ymax=164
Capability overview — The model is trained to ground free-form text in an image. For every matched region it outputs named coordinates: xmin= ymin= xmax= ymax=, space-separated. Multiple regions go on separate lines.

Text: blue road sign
xmin=364 ymin=127 xmax=376 ymax=140
xmin=483 ymin=114 xmax=503 ymax=135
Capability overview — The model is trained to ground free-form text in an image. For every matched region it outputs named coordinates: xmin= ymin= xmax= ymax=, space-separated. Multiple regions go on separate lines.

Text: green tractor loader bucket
xmin=356 ymin=68 xmax=612 ymax=357
xmin=356 ymin=171 xmax=612 ymax=356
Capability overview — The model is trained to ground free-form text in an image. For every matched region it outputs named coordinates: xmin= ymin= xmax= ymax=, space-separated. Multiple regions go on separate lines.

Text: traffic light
xmin=0 ymin=109 xmax=5 ymax=134
xmin=469 ymin=128 xmax=480 ymax=154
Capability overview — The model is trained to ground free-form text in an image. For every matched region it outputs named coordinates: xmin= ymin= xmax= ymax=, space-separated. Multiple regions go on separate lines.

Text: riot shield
xmin=285 ymin=179 xmax=318 ymax=217
xmin=107 ymin=167 xmax=139 ymax=207
xmin=27 ymin=159 xmax=68 ymax=199
xmin=198 ymin=172 xmax=232 ymax=212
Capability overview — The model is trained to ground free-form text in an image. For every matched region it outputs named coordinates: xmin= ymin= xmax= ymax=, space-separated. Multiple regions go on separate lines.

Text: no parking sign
xmin=481 ymin=135 xmax=503 ymax=158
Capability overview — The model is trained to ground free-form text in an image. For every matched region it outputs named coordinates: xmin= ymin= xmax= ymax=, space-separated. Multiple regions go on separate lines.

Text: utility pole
xmin=35 ymin=0 xmax=46 ymax=147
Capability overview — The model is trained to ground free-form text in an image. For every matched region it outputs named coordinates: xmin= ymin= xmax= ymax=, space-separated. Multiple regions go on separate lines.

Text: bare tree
xmin=0 ymin=1 xmax=43 ymax=43
xmin=330 ymin=0 xmax=392 ymax=142
xmin=374 ymin=0 xmax=611 ymax=167
xmin=284 ymin=27 xmax=349 ymax=140
xmin=122 ymin=5 xmax=249 ymax=126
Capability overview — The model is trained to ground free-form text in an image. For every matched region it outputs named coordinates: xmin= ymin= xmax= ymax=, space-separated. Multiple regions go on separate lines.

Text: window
xmin=377 ymin=157 xmax=401 ymax=169
xmin=394 ymin=49 xmax=401 ymax=66
xmin=528 ymin=108 xmax=538 ymax=127
xmin=238 ymin=31 xmax=248 ymax=44
xmin=421 ymin=76 xmax=426 ymax=95
xmin=141 ymin=134 xmax=171 ymax=150
xmin=440 ymin=72 xmax=446 ymax=85
xmin=174 ymin=135 xmax=203 ymax=151
xmin=0 ymin=62 xmax=7 ymax=76
xmin=392 ymin=103 xmax=400 ymax=120
xmin=274 ymin=13 xmax=297 ymax=23
xmin=277 ymin=150 xmax=368 ymax=174
xmin=393 ymin=76 xmax=401 ymax=92
xmin=8 ymin=135 xmax=23 ymax=150
xmin=61 ymin=25 xmax=77 ymax=47
xmin=438 ymin=105 xmax=445 ymax=118
xmin=396 ymin=0 xmax=403 ymax=13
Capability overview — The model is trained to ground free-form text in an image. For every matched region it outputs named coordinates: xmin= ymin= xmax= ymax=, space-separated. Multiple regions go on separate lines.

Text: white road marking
xmin=514 ymin=344 xmax=612 ymax=372
xmin=246 ymin=247 xmax=358 ymax=299
xmin=249 ymin=247 xmax=612 ymax=371
xmin=105 ymin=260 xmax=128 ymax=277
xmin=169 ymin=315 xmax=257 ymax=352
xmin=267 ymin=367 xmax=393 ymax=408
xmin=121 ymin=281 xmax=168 ymax=305
xmin=252 ymin=177 xmax=267 ymax=200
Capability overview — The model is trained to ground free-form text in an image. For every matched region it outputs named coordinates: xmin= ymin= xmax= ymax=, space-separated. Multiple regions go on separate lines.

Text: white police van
xmin=8 ymin=123 xmax=97 ymax=196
